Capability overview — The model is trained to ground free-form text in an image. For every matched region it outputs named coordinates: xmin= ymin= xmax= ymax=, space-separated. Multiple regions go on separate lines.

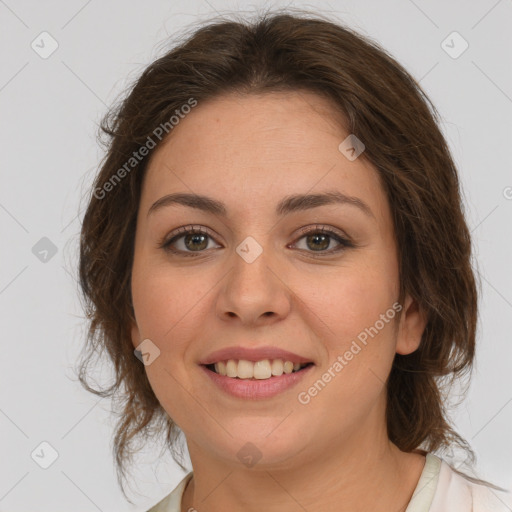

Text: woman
xmin=77 ymin=9 xmax=512 ymax=512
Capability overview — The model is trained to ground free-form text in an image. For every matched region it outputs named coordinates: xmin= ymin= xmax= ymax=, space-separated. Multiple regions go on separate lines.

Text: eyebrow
xmin=147 ymin=190 xmax=374 ymax=219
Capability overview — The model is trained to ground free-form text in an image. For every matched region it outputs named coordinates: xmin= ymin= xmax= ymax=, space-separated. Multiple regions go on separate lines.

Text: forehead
xmin=140 ymin=91 xmax=388 ymax=221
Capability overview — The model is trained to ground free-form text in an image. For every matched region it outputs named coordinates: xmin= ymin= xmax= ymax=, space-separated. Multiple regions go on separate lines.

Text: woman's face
xmin=130 ymin=91 xmax=425 ymax=468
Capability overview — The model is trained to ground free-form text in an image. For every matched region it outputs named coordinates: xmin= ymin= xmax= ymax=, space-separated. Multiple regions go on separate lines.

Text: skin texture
xmin=130 ymin=91 xmax=428 ymax=512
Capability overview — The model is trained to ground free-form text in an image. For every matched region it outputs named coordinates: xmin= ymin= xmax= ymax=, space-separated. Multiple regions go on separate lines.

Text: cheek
xmin=295 ymin=269 xmax=399 ymax=426
xmin=131 ymin=267 xmax=210 ymax=426
xmin=297 ymin=262 xmax=398 ymax=344
xmin=292 ymin=256 xmax=399 ymax=402
xmin=131 ymin=262 xmax=208 ymax=344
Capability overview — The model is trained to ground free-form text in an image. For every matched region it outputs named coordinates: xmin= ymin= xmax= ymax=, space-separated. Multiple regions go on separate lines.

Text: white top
xmin=146 ymin=453 xmax=512 ymax=512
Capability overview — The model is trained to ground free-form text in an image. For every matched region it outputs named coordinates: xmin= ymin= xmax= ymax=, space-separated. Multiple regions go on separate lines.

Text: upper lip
xmin=199 ymin=346 xmax=314 ymax=365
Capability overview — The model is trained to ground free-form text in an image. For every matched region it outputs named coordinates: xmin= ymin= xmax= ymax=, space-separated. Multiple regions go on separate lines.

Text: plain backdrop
xmin=1 ymin=0 xmax=511 ymax=510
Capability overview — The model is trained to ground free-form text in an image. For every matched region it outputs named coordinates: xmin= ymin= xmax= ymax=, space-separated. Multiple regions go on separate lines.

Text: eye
xmin=159 ymin=225 xmax=221 ymax=256
xmin=158 ymin=224 xmax=353 ymax=257
xmin=290 ymin=225 xmax=353 ymax=255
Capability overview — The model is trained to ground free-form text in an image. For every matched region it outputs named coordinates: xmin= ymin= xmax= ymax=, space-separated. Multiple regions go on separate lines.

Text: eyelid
xmin=159 ymin=223 xmax=353 ymax=256
xmin=289 ymin=224 xmax=354 ymax=255
xmin=158 ymin=224 xmax=221 ymax=249
xmin=293 ymin=223 xmax=350 ymax=241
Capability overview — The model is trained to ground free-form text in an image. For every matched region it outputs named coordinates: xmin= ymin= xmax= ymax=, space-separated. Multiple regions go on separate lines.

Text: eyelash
xmin=158 ymin=224 xmax=354 ymax=258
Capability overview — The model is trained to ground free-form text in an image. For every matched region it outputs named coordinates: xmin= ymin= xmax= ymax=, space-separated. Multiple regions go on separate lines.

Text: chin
xmin=199 ymin=425 xmax=311 ymax=470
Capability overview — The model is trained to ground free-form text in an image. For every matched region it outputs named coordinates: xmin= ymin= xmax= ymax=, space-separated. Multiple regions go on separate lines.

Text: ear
xmin=130 ymin=319 xmax=142 ymax=350
xmin=395 ymin=293 xmax=428 ymax=355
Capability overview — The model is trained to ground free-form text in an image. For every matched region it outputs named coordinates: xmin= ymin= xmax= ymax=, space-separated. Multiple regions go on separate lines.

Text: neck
xmin=181 ymin=418 xmax=426 ymax=512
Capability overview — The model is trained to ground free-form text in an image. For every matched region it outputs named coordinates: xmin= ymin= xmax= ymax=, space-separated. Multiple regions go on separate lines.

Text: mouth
xmin=200 ymin=358 xmax=315 ymax=399
xmin=202 ymin=359 xmax=315 ymax=380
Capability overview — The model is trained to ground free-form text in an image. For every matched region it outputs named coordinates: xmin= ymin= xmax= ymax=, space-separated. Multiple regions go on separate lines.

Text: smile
xmin=206 ymin=358 xmax=312 ymax=379
xmin=201 ymin=359 xmax=315 ymax=399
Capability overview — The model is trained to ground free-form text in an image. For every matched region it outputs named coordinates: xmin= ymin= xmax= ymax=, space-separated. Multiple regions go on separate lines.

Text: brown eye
xmin=305 ymin=233 xmax=330 ymax=251
xmin=159 ymin=224 xmax=353 ymax=258
xmin=291 ymin=226 xmax=353 ymax=255
xmin=182 ymin=232 xmax=209 ymax=251
xmin=160 ymin=226 xmax=221 ymax=256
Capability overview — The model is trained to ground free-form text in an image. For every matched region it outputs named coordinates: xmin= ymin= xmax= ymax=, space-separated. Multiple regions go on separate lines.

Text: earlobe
xmin=131 ymin=321 xmax=141 ymax=350
xmin=395 ymin=294 xmax=428 ymax=355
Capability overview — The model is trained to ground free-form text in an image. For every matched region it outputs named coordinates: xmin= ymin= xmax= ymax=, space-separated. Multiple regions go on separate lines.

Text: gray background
xmin=1 ymin=0 xmax=511 ymax=510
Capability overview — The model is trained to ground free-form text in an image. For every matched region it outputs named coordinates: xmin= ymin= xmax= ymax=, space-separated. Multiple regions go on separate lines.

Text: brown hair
xmin=77 ymin=8 xmax=495 ymax=498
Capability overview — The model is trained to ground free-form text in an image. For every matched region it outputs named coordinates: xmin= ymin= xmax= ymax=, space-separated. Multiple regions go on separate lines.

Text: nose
xmin=215 ymin=240 xmax=292 ymax=326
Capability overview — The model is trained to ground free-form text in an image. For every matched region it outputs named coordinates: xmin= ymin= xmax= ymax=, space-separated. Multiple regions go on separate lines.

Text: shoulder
xmin=430 ymin=457 xmax=512 ymax=512
xmin=146 ymin=472 xmax=193 ymax=512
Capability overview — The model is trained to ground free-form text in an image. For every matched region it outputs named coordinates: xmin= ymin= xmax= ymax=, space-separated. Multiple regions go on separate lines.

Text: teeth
xmin=226 ymin=359 xmax=238 ymax=377
xmin=271 ymin=359 xmax=283 ymax=376
xmin=215 ymin=361 xmax=227 ymax=376
xmin=253 ymin=360 xmax=272 ymax=379
xmin=283 ymin=361 xmax=293 ymax=374
xmin=211 ymin=359 xmax=309 ymax=380
xmin=238 ymin=359 xmax=254 ymax=379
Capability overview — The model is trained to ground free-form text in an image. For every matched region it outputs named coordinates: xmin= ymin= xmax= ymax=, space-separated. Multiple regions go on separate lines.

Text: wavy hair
xmin=77 ymin=8 xmax=496 ymax=499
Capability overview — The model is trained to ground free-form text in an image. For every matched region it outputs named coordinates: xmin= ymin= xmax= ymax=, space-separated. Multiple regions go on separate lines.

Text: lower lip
xmin=200 ymin=364 xmax=314 ymax=399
